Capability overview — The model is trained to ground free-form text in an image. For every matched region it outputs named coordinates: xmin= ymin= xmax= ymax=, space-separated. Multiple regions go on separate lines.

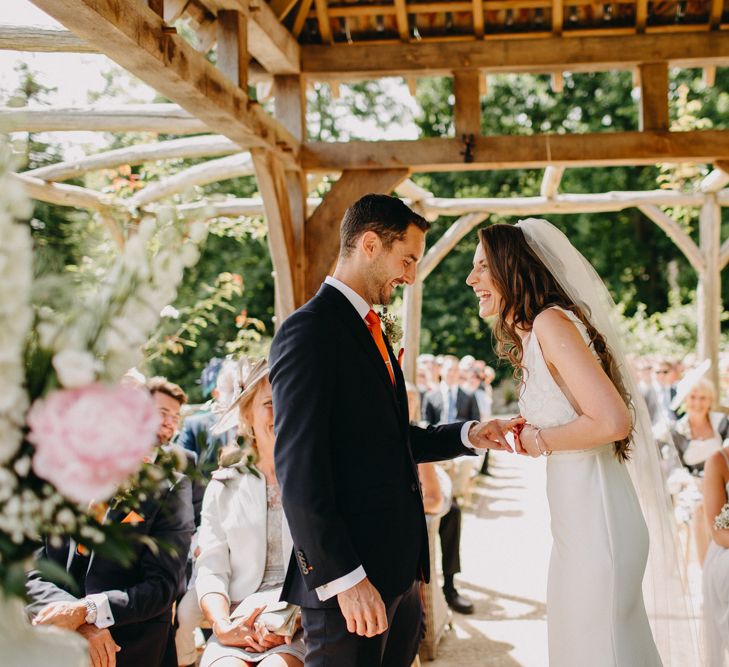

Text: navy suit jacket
xmin=269 ymin=283 xmax=473 ymax=609
xmin=26 ymin=474 xmax=194 ymax=667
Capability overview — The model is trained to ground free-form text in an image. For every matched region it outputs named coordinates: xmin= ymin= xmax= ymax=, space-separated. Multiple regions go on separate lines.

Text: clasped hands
xmin=468 ymin=417 xmax=543 ymax=457
xmin=215 ymin=606 xmax=299 ymax=652
xmin=33 ymin=600 xmax=120 ymax=667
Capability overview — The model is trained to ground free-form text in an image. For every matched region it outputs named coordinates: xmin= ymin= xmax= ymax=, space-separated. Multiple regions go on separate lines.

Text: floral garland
xmin=0 ymin=138 xmax=209 ymax=597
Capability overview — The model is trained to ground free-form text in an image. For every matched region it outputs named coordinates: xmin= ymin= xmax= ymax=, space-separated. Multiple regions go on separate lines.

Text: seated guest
xmin=26 ymin=380 xmax=195 ymax=667
xmin=701 ymin=443 xmax=729 ymax=666
xmin=196 ymin=358 xmax=304 ymax=667
xmin=671 ymin=378 xmax=729 ymax=564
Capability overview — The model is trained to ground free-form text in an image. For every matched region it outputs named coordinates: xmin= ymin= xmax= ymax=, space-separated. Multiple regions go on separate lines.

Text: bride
xmin=466 ymin=218 xmax=663 ymax=666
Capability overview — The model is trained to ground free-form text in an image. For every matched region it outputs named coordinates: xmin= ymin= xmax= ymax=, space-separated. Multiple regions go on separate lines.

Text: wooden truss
xmin=11 ymin=0 xmax=729 ymax=388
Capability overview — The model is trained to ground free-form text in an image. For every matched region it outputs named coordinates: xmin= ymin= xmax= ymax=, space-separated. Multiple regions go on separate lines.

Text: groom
xmin=270 ymin=194 xmax=518 ymax=666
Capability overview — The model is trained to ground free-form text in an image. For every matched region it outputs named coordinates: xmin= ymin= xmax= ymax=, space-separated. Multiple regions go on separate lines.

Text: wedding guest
xmin=421 ymin=360 xmax=479 ymax=615
xmin=195 ymin=358 xmax=305 ymax=667
xmin=671 ymin=378 xmax=729 ymax=564
xmin=26 ymin=391 xmax=195 ymax=667
xmin=703 ymin=441 xmax=729 ymax=666
xmin=654 ymin=358 xmax=680 ymax=424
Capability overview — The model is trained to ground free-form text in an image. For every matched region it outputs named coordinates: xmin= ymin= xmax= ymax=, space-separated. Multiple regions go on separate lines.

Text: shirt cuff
xmin=86 ymin=593 xmax=114 ymax=629
xmin=315 ymin=566 xmax=366 ymax=602
xmin=461 ymin=421 xmax=478 ymax=450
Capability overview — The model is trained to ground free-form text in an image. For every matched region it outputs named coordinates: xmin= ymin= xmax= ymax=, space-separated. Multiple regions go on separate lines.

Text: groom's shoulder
xmin=276 ymin=294 xmax=335 ymax=336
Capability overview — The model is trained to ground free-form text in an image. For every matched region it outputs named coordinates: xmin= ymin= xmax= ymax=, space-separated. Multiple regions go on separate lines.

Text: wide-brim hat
xmin=211 ymin=357 xmax=269 ymax=435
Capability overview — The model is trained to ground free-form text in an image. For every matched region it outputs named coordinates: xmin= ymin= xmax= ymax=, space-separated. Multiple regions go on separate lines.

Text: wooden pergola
xmin=3 ymin=0 xmax=729 ymax=388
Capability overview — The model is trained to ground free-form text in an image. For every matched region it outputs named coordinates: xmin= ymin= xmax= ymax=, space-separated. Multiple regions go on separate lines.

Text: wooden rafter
xmin=710 ymin=0 xmax=724 ymax=29
xmin=217 ymin=9 xmax=248 ymax=89
xmin=29 ymin=0 xmax=298 ymax=163
xmin=540 ymin=165 xmax=564 ymax=198
xmin=301 ymin=32 xmax=729 ymax=79
xmin=305 ymin=169 xmax=410 ymax=296
xmin=639 ymin=205 xmax=705 ymax=273
xmin=314 ymin=0 xmax=333 ymax=44
xmin=472 ymin=0 xmax=484 ymax=37
xmin=292 ymin=0 xmax=315 ymax=37
xmin=303 ymin=131 xmax=729 ymax=173
xmin=700 ymin=161 xmax=729 ymax=193
xmin=635 ymin=0 xmax=648 ymax=32
xmin=394 ymin=0 xmax=410 ymax=41
xmin=453 ymin=70 xmax=481 ymax=138
xmin=551 ymin=0 xmax=563 ymax=35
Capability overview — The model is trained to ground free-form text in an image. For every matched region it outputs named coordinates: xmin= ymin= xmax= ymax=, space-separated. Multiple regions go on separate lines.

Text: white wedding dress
xmin=519 ymin=307 xmax=662 ymax=667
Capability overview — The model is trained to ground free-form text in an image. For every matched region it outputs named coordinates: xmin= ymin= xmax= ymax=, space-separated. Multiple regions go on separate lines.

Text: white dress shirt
xmin=317 ymin=277 xmax=477 ymax=601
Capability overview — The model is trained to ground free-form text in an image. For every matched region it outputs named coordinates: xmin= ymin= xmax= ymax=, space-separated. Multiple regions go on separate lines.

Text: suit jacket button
xmin=411 ymin=483 xmax=418 ymax=493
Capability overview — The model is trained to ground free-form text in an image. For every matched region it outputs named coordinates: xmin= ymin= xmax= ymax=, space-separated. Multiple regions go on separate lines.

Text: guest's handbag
xmin=230 ymin=589 xmax=300 ymax=637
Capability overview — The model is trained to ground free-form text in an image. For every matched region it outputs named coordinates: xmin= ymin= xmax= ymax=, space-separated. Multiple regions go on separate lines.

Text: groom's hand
xmin=337 ymin=577 xmax=388 ymax=638
xmin=468 ymin=417 xmax=525 ymax=452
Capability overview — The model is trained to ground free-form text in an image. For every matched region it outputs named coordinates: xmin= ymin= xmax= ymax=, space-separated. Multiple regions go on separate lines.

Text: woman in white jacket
xmin=196 ymin=358 xmax=304 ymax=667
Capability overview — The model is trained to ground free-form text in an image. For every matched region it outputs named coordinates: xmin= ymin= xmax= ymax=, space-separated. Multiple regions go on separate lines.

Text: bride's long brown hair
xmin=478 ymin=223 xmax=632 ymax=461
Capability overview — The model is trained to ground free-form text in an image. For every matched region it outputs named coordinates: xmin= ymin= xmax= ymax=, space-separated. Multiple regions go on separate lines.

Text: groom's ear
xmin=360 ymin=230 xmax=382 ymax=260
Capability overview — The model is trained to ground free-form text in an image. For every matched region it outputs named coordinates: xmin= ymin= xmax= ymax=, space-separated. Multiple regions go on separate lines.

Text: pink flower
xmin=27 ymin=384 xmax=160 ymax=504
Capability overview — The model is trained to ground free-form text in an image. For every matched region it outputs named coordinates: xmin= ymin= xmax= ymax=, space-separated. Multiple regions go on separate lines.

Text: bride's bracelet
xmin=535 ymin=428 xmax=553 ymax=457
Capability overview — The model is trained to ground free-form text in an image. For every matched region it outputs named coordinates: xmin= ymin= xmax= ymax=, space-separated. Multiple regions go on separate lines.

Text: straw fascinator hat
xmin=211 ymin=357 xmax=269 ymax=436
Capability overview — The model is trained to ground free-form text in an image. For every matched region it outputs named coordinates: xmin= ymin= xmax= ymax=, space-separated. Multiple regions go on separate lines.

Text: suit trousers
xmin=438 ymin=500 xmax=462 ymax=578
xmin=301 ymin=581 xmax=423 ymax=667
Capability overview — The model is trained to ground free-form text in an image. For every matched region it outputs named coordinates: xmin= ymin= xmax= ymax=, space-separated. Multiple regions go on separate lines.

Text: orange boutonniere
xmin=121 ymin=511 xmax=145 ymax=525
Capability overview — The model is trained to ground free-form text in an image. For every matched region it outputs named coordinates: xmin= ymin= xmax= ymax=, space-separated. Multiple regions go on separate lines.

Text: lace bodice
xmin=518 ymin=307 xmax=595 ymax=430
xmin=258 ymin=482 xmax=285 ymax=591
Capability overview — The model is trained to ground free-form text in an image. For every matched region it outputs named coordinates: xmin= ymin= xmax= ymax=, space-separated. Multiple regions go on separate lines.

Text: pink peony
xmin=27 ymin=384 xmax=160 ymax=504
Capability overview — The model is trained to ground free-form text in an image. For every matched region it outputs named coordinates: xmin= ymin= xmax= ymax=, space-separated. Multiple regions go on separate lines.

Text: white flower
xmin=160 ymin=305 xmax=180 ymax=319
xmin=52 ymin=349 xmax=97 ymax=388
xmin=189 ymin=221 xmax=208 ymax=244
xmin=179 ymin=243 xmax=200 ymax=268
xmin=13 ymin=456 xmax=30 ymax=478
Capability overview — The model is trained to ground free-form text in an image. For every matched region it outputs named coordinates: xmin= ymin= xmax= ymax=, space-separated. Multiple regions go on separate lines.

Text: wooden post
xmin=217 ymin=10 xmax=248 ymax=90
xmin=637 ymin=62 xmax=669 ymax=132
xmin=402 ymin=281 xmax=424 ymax=383
xmin=275 ymin=74 xmax=307 ymax=310
xmin=697 ymin=194 xmax=722 ymax=394
xmin=453 ymin=69 xmax=481 ymax=138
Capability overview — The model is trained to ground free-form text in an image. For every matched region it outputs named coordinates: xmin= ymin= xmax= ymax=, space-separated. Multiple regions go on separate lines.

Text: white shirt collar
xmin=325 ymin=276 xmax=370 ymax=320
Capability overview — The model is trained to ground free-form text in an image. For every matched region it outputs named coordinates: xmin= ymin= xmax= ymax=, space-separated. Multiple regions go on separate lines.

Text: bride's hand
xmin=518 ymin=425 xmax=542 ymax=458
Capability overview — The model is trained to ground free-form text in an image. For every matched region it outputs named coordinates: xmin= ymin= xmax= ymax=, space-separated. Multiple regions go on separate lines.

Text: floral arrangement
xmin=714 ymin=502 xmax=729 ymax=530
xmin=0 ymin=138 xmax=207 ymax=597
xmin=379 ymin=307 xmax=403 ymax=350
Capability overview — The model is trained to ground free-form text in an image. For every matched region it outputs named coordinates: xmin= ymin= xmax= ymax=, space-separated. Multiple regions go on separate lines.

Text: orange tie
xmin=365 ymin=310 xmax=395 ymax=384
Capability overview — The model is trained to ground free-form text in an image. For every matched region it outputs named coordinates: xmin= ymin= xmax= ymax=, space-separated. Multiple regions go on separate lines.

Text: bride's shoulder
xmin=532 ymin=307 xmax=585 ymax=348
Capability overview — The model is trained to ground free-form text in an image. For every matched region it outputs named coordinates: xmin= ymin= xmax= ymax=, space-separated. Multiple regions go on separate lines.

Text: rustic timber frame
xmin=6 ymin=0 xmax=729 ymax=388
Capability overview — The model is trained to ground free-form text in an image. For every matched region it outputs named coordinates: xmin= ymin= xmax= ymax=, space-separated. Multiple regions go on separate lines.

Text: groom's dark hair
xmin=339 ymin=194 xmax=429 ymax=257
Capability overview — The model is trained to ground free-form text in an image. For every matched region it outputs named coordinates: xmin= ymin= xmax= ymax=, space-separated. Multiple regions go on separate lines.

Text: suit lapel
xmin=318 ymin=285 xmax=399 ymax=406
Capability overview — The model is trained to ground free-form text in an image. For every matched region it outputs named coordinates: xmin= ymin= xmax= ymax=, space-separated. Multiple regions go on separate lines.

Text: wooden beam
xmin=314 ymin=0 xmax=333 ymax=44
xmin=472 ymin=0 xmax=485 ymax=38
xmin=0 ymin=24 xmax=98 ymax=52
xmin=710 ymin=0 xmax=724 ymax=29
xmin=24 ymin=135 xmax=239 ymax=182
xmin=551 ymin=0 xmax=563 ymax=35
xmin=269 ymin=0 xmax=300 ymax=20
xmin=29 ymin=0 xmax=298 ymax=162
xmin=217 ymin=9 xmax=248 ymax=90
xmin=704 ymin=66 xmax=717 ymax=87
xmin=720 ymin=236 xmax=729 ymax=271
xmin=551 ymin=71 xmax=564 ymax=93
xmin=697 ymin=195 xmax=722 ymax=393
xmin=164 ymin=0 xmax=190 ymax=22
xmin=252 ymin=149 xmax=300 ymax=322
xmin=418 ymin=212 xmax=488 ymax=279
xmin=301 ymin=32 xmax=729 ymax=79
xmin=243 ymin=0 xmax=300 ymax=74
xmin=0 ymin=104 xmax=209 ymax=134
xmin=638 ymin=205 xmax=705 ymax=273
xmin=129 ymin=152 xmax=254 ymax=209
xmin=453 ymin=69 xmax=481 ymax=138
xmin=292 ymin=0 xmax=315 ymax=37
xmin=394 ymin=0 xmax=410 ymax=41
xmin=635 ymin=0 xmax=648 ymax=32
xmin=540 ymin=165 xmax=564 ymax=198
xmin=305 ymin=169 xmax=410 ymax=296
xmin=302 ymin=130 xmax=729 ymax=173
xmin=700 ymin=161 xmax=729 ymax=193
xmin=638 ymin=62 xmax=669 ymax=132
